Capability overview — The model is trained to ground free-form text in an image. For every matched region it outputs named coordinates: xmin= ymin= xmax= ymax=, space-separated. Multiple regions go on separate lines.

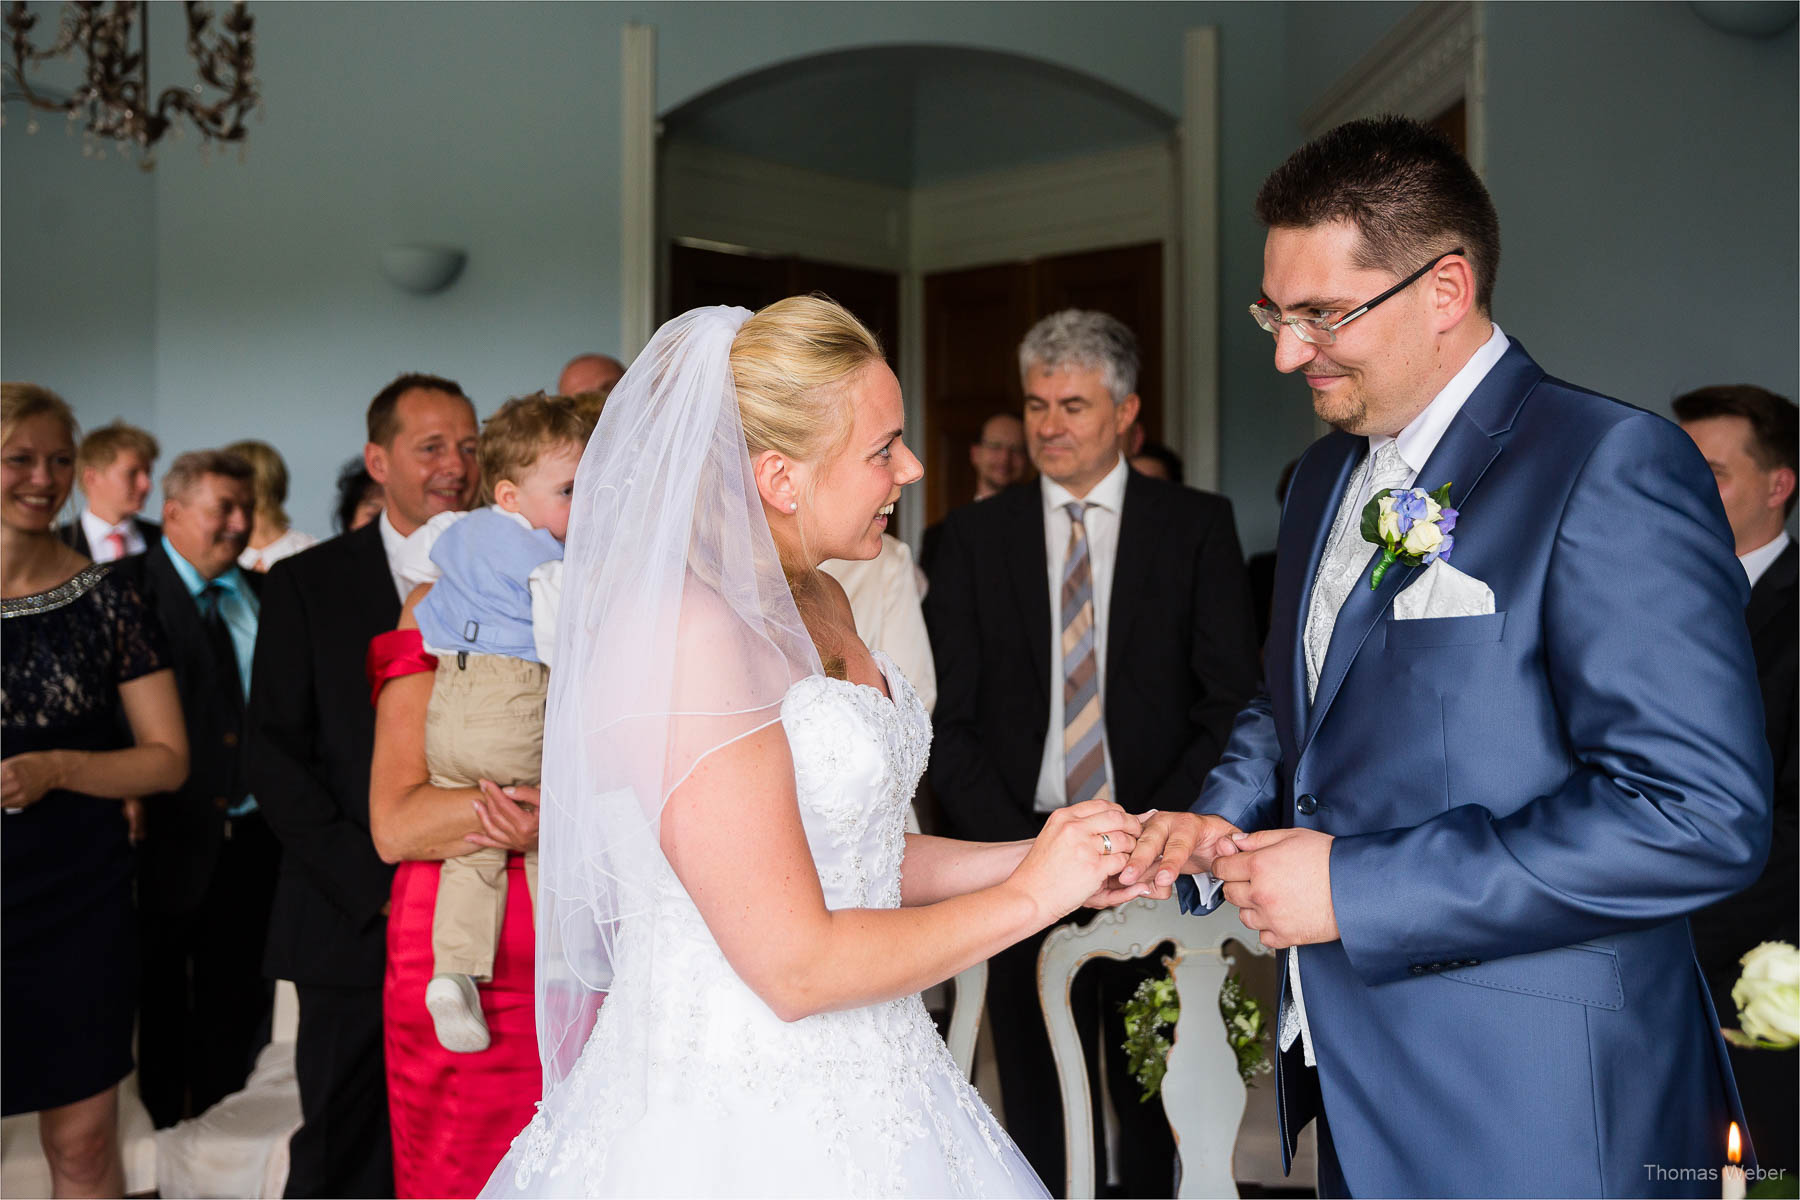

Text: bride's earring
xmin=788 ymin=502 xmax=799 ymax=512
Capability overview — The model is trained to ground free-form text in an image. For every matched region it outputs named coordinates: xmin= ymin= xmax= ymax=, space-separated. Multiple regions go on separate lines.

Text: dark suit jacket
xmin=248 ymin=521 xmax=400 ymax=987
xmin=1693 ymin=538 xmax=1798 ymax=1000
xmin=58 ymin=515 xmax=161 ymax=559
xmin=924 ymin=471 xmax=1261 ymax=842
xmin=112 ymin=542 xmax=263 ymax=914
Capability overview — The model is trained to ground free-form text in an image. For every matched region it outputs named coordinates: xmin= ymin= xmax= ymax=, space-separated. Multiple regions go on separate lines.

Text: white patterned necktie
xmin=1061 ymin=502 xmax=1110 ymax=807
xmin=1302 ymin=440 xmax=1410 ymax=701
xmin=1283 ymin=439 xmax=1410 ymax=1067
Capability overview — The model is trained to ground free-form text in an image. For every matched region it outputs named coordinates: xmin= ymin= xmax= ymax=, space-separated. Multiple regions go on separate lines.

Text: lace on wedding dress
xmin=487 ymin=654 xmax=1041 ymax=1198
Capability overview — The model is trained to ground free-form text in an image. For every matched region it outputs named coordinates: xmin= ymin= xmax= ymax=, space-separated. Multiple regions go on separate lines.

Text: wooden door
xmin=666 ymin=243 xmax=904 ymax=532
xmin=667 ymin=243 xmax=900 ymax=369
xmin=1431 ymin=99 xmax=1467 ymax=157
xmin=1035 ymin=244 xmax=1164 ymax=446
xmin=921 ymin=242 xmax=1163 ymax=525
xmin=921 ymin=263 xmax=1037 ymax=523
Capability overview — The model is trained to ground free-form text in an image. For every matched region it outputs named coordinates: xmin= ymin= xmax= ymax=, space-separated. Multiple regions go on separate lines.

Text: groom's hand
xmin=1115 ymin=811 xmax=1244 ymax=900
xmin=1212 ymin=827 xmax=1338 ymax=949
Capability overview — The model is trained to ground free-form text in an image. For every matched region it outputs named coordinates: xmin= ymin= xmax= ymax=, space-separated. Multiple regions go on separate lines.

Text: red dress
xmin=370 ymin=631 xmax=542 ymax=1198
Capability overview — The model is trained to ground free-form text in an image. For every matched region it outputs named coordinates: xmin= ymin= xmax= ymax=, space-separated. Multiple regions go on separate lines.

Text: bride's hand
xmin=1004 ymin=799 xmax=1141 ymax=925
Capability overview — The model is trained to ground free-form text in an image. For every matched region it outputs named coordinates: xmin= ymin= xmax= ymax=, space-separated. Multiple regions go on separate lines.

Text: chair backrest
xmin=945 ymin=960 xmax=987 ymax=1079
xmin=1037 ymin=898 xmax=1269 ymax=1199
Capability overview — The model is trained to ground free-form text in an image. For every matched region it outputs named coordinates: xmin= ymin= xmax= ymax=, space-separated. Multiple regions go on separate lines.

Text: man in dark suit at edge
xmin=249 ymin=373 xmax=478 ymax=1197
xmin=1678 ymin=384 xmax=1798 ymax=1178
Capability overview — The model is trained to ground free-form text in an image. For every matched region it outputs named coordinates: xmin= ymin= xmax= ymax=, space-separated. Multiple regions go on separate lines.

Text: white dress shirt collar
xmin=1369 ymin=323 xmax=1511 ymax=480
xmin=378 ymin=509 xmax=416 ymax=604
xmin=1740 ymin=529 xmax=1791 ymax=590
xmin=1040 ymin=454 xmax=1130 ymax=517
xmin=81 ymin=508 xmax=147 ymax=561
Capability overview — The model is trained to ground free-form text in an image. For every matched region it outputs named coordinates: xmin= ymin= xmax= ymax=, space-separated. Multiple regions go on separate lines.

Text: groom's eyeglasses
xmin=1249 ymin=246 xmax=1465 ymax=346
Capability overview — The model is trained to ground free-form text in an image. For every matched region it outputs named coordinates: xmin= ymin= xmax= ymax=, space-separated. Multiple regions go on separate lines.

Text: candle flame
xmin=1728 ymin=1121 xmax=1742 ymax=1165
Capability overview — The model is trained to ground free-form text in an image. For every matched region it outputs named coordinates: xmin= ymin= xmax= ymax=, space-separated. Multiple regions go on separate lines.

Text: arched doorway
xmin=621 ymin=32 xmax=1222 ymax=540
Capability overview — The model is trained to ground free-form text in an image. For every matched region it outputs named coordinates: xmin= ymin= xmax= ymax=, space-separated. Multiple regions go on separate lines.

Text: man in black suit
xmin=925 ymin=310 xmax=1260 ymax=1196
xmin=250 ymin=374 xmax=478 ymax=1198
xmin=58 ymin=420 xmax=160 ymax=561
xmin=1677 ymin=384 xmax=1797 ymax=1176
xmin=120 ymin=449 xmax=275 ymax=1128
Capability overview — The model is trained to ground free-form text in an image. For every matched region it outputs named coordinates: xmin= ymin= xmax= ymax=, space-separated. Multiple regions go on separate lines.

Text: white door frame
xmin=620 ymin=23 xmax=657 ymax=359
xmin=1300 ymin=1 xmax=1486 ymax=170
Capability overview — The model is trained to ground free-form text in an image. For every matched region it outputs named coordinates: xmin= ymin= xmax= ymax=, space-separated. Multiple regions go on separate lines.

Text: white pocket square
xmin=1393 ymin=559 xmax=1495 ymax=620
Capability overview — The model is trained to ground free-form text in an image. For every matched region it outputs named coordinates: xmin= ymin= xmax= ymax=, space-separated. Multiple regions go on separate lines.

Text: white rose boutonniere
xmin=1360 ymin=481 xmax=1458 ymax=589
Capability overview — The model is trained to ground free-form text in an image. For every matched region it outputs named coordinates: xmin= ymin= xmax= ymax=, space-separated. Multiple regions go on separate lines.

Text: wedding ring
xmin=1100 ymin=833 xmax=1114 ymax=855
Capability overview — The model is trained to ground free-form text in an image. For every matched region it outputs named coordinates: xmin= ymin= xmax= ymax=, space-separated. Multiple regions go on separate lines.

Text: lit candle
xmin=1721 ymin=1122 xmax=1746 ymax=1200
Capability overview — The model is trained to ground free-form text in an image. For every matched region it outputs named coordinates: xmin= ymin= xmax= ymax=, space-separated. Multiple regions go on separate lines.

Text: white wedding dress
xmin=485 ymin=653 xmax=1048 ymax=1198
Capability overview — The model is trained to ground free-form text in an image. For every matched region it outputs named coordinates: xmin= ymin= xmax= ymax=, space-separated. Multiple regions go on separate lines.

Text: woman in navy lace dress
xmin=1 ymin=384 xmax=187 ymax=1196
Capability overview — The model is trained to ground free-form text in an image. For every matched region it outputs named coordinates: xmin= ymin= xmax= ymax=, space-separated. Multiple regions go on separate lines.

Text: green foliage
xmin=1119 ymin=970 xmax=1272 ymax=1104
xmin=1749 ymin=1174 xmax=1799 ymax=1199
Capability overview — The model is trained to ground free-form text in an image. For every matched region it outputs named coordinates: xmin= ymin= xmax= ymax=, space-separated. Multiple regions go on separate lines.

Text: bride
xmin=483 ymin=298 xmax=1148 ymax=1198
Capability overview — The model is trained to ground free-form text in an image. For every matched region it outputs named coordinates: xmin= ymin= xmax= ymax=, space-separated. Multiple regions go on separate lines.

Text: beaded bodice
xmin=503 ymin=654 xmax=1030 ymax=1197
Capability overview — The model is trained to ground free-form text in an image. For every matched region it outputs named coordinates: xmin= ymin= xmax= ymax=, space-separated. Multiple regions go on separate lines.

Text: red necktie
xmin=103 ymin=530 xmax=128 ymax=561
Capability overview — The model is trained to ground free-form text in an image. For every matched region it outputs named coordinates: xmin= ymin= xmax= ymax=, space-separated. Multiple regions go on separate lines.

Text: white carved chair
xmin=945 ymin=960 xmax=987 ymax=1079
xmin=1038 ymin=897 xmax=1271 ymax=1200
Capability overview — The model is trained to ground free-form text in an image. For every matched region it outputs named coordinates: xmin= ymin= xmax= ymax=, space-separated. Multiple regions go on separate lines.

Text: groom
xmin=1121 ymin=117 xmax=1771 ymax=1197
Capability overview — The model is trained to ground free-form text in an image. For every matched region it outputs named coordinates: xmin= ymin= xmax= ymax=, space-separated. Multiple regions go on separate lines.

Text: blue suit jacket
xmin=1182 ymin=341 xmax=1771 ymax=1197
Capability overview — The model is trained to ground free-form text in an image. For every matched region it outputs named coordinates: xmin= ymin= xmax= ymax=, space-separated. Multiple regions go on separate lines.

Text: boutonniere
xmin=1361 ymin=482 xmax=1457 ymax=588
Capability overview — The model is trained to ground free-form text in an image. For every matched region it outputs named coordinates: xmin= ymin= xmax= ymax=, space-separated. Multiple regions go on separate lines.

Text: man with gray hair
xmin=111 ymin=449 xmax=277 ymax=1129
xmin=925 ymin=309 xmax=1260 ymax=1194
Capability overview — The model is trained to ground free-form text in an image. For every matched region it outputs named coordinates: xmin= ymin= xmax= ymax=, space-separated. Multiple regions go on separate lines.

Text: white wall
xmin=0 ymin=125 xmax=157 ymax=445
xmin=1483 ymin=2 xmax=1798 ymax=412
xmin=1283 ymin=1 xmax=1799 ymax=419
xmin=149 ymin=1 xmax=621 ymax=536
xmin=3 ymin=2 xmax=1793 ymax=551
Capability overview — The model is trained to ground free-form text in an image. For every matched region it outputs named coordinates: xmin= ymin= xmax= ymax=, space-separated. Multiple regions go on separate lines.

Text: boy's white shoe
xmin=426 ymin=973 xmax=491 ymax=1053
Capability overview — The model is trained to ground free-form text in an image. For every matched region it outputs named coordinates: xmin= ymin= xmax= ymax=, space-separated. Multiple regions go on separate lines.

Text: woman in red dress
xmin=368 ymin=591 xmax=541 ymax=1199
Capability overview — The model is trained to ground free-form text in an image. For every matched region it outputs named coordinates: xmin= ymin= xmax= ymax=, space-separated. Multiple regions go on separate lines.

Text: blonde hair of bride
xmin=730 ymin=294 xmax=886 ymax=679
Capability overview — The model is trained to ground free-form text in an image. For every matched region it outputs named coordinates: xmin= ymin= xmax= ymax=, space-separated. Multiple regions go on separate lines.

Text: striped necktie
xmin=1061 ymin=501 xmax=1110 ymax=806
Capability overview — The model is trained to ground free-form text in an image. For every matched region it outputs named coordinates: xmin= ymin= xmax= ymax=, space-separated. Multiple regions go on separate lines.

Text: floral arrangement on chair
xmin=1120 ymin=970 xmax=1271 ymax=1102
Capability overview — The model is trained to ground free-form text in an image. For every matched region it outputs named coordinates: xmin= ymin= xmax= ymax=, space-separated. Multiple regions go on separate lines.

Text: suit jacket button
xmin=1296 ymin=793 xmax=1318 ymax=815
xmin=1409 ymin=964 xmax=1427 ymax=976
xmin=214 ymin=796 xmax=229 ymax=811
xmin=222 ymin=730 xmax=238 ymax=747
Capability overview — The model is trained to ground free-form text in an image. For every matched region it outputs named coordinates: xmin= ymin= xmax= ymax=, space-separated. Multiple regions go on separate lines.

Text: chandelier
xmin=2 ymin=1 xmax=259 ymax=166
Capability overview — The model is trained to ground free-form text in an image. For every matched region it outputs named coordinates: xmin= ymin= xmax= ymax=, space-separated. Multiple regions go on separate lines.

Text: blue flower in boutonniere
xmin=1360 ymin=482 xmax=1457 ymax=588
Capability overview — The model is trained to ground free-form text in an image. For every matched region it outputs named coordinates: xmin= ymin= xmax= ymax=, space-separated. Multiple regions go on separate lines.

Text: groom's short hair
xmin=1256 ymin=115 xmax=1501 ymax=313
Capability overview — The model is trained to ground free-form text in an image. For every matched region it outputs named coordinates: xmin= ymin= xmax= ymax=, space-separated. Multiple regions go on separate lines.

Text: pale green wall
xmin=1281 ymin=0 xmax=1800 ymax=421
xmin=1 ymin=125 xmax=157 ymax=441
xmin=3 ymin=1 xmax=1794 ymax=553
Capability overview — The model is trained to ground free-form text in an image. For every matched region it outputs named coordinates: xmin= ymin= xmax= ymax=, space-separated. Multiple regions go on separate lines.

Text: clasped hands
xmin=1089 ymin=811 xmax=1339 ymax=950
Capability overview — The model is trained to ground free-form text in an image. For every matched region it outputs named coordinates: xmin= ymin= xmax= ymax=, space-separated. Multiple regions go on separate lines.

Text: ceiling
xmin=662 ymin=44 xmax=1177 ymax=189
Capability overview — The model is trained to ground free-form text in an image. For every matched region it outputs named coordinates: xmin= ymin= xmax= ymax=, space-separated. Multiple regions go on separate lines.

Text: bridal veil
xmin=535 ymin=305 xmax=822 ymax=1106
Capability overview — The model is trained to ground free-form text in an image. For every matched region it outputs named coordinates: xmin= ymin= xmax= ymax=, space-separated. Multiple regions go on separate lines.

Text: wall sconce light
xmin=1689 ymin=1 xmax=1798 ymax=37
xmin=379 ymin=244 xmax=467 ymax=294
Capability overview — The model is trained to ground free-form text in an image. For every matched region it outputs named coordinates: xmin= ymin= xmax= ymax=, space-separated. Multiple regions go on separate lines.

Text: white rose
xmin=1402 ymin=521 xmax=1443 ymax=556
xmin=1425 ymin=497 xmax=1443 ymax=521
xmin=1733 ymin=941 xmax=1800 ymax=1047
xmin=1742 ymin=941 xmax=1800 ymax=984
xmin=1378 ymin=509 xmax=1402 ymax=542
